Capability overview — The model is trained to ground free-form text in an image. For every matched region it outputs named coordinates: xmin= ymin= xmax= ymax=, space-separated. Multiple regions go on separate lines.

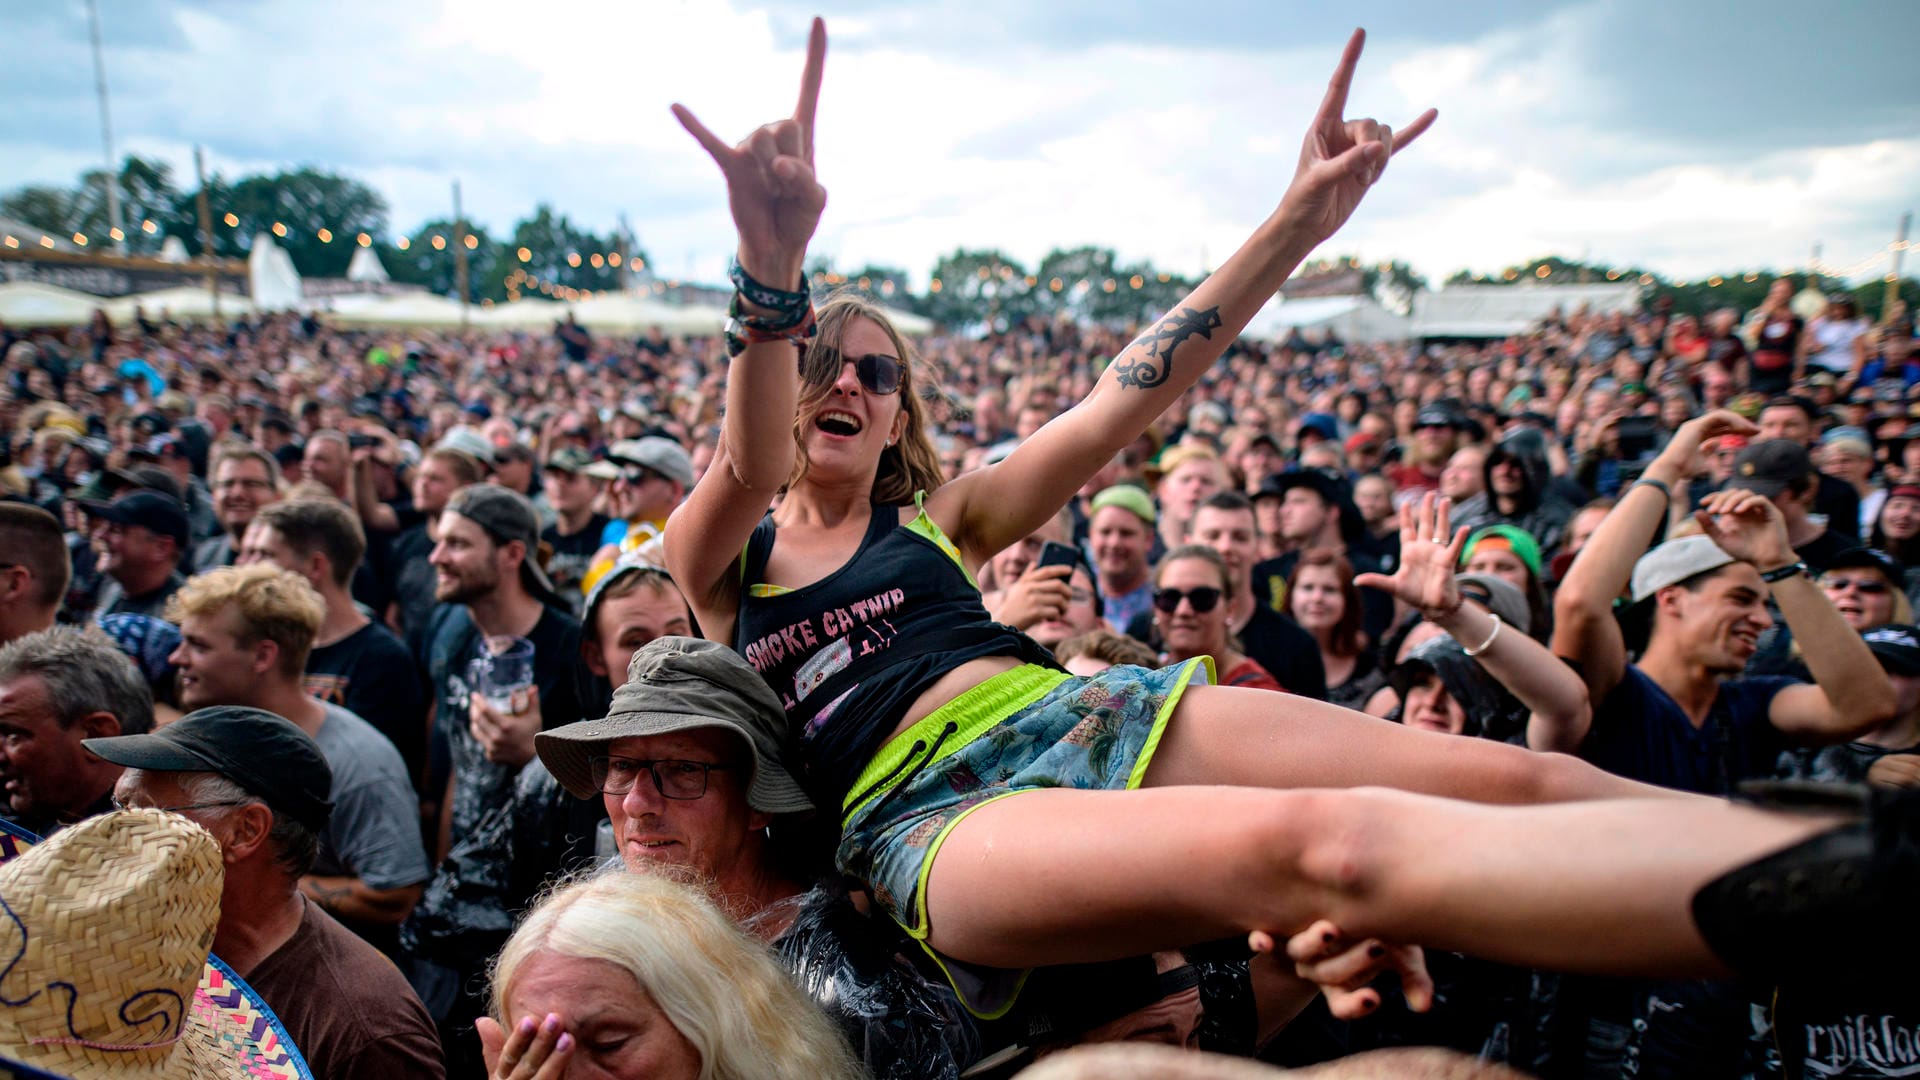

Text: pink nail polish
xmin=556 ymin=1033 xmax=575 ymax=1053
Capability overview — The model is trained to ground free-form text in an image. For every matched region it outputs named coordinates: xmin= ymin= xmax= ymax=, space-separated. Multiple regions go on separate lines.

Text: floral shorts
xmin=837 ymin=658 xmax=1211 ymax=1018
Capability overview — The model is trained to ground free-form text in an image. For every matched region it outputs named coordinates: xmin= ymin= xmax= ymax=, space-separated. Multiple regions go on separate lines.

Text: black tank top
xmin=733 ymin=496 xmax=1058 ymax=805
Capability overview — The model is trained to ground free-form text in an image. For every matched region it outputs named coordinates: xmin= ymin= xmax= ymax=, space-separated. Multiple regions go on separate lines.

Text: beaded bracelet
xmin=725 ymin=304 xmax=817 ymax=359
xmin=729 ymin=257 xmax=809 ymax=317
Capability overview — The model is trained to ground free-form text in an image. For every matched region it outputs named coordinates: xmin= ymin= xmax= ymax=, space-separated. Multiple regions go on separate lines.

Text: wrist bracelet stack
xmin=725 ymin=258 xmax=816 ymax=358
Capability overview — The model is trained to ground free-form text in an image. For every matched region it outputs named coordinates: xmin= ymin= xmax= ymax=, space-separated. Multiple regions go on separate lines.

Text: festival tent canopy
xmin=1243 ymin=294 xmax=1411 ymax=343
xmin=346 ymin=246 xmax=390 ymax=283
xmin=880 ymin=306 xmax=935 ymax=336
xmin=105 ymin=286 xmax=255 ymax=323
xmin=472 ymin=297 xmax=566 ymax=329
xmin=325 ymin=292 xmax=472 ymax=327
xmin=248 ymin=233 xmax=304 ymax=312
xmin=1411 ymin=283 xmax=1641 ymax=339
xmin=0 ymin=281 xmax=105 ymax=326
xmin=561 ymin=293 xmax=726 ymax=336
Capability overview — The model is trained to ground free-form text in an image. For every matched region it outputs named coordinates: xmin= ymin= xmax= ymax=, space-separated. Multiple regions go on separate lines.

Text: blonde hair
xmin=490 ymin=873 xmax=862 ymax=1080
xmin=166 ymin=564 xmax=325 ymax=677
xmin=789 ymin=290 xmax=945 ymax=504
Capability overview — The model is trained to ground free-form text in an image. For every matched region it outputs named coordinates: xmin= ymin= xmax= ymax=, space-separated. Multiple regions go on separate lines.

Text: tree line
xmin=4 ymin=158 xmax=1912 ymax=324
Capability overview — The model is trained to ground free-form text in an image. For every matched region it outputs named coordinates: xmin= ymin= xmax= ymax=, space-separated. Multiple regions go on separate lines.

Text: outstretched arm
xmin=933 ymin=29 xmax=1437 ymax=566
xmin=1355 ymin=493 xmax=1591 ymax=750
xmin=1552 ymin=410 xmax=1756 ymax=704
xmin=663 ymin=20 xmax=828 ymax=632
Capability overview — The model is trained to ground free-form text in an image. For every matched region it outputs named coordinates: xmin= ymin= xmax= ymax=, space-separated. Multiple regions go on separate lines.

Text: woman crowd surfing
xmin=660 ymin=19 xmax=1906 ymax=1024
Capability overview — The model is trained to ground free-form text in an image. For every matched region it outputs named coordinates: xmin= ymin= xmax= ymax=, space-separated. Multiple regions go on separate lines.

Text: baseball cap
xmin=1726 ymin=439 xmax=1814 ymax=498
xmin=535 ymin=637 xmax=813 ymax=814
xmin=546 ymin=447 xmax=595 ymax=475
xmin=1461 ymin=525 xmax=1543 ymax=581
xmin=1629 ymin=534 xmax=1739 ymax=604
xmin=443 ymin=485 xmax=563 ymax=606
xmin=1455 ymin=572 xmax=1533 ymax=635
xmin=1863 ymin=624 xmax=1920 ymax=677
xmin=1820 ymin=425 xmax=1872 ymax=456
xmin=1090 ymin=484 xmax=1157 ymax=525
xmin=603 ymin=437 xmax=694 ymax=488
xmin=1823 ymin=547 xmax=1905 ymax=581
xmin=83 ymin=705 xmax=334 ymax=833
xmin=75 ymin=489 xmax=189 ymax=547
xmin=1414 ymin=403 xmax=1463 ymax=430
xmin=433 ymin=426 xmax=496 ymax=467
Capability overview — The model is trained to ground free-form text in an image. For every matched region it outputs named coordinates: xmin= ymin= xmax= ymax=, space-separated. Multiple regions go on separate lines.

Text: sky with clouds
xmin=5 ymin=0 xmax=1917 ymax=289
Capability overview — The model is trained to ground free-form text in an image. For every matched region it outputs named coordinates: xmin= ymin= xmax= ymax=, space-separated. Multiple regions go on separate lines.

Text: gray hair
xmin=0 ymin=627 xmax=153 ymax=736
xmin=179 ymin=771 xmax=320 ymax=878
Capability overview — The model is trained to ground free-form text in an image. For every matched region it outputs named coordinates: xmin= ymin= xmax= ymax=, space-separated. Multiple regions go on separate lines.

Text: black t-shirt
xmin=93 ymin=571 xmax=185 ymax=621
xmin=1816 ymin=473 xmax=1864 ymax=543
xmin=1239 ymin=606 xmax=1328 ymax=701
xmin=406 ymin=602 xmax=584 ymax=964
xmin=541 ymin=512 xmax=611 ymax=615
xmin=306 ymin=620 xmax=429 ymax=791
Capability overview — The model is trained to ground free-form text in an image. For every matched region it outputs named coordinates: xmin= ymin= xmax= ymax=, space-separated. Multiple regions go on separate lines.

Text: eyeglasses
xmin=804 ymin=348 xmax=902 ymax=396
xmin=589 ymin=757 xmax=739 ymax=800
xmin=110 ymin=797 xmax=251 ymax=814
xmin=1823 ymin=576 xmax=1890 ymax=595
xmin=1153 ymin=586 xmax=1222 ymax=614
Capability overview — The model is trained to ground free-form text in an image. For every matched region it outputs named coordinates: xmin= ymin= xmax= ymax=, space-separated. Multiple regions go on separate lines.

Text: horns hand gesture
xmin=672 ymin=18 xmax=828 ymax=285
xmin=1280 ymin=29 xmax=1437 ymax=244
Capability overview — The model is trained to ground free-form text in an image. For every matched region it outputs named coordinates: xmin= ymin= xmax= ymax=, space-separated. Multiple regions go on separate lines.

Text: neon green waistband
xmin=841 ymin=664 xmax=1070 ymax=821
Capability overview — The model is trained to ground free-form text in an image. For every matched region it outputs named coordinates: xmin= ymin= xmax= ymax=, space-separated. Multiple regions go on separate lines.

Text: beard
xmin=435 ymin=566 xmax=499 ymax=605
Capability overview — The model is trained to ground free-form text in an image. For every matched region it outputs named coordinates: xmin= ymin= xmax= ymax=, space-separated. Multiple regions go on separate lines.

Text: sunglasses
xmin=803 ymin=347 xmax=902 ymax=396
xmin=1153 ymin=586 xmax=1222 ymax=614
xmin=1823 ymin=576 xmax=1890 ymax=595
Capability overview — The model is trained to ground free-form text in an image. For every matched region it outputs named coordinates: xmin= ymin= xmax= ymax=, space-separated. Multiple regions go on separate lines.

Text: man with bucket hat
xmin=537 ymin=636 xmax=813 ymax=926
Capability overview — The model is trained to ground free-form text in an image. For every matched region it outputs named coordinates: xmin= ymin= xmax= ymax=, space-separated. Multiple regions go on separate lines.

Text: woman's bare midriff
xmin=884 ymin=655 xmax=1027 ymax=742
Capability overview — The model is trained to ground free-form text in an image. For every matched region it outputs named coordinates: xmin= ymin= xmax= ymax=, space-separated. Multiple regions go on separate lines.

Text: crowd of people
xmin=2 ymin=21 xmax=1918 ymax=1080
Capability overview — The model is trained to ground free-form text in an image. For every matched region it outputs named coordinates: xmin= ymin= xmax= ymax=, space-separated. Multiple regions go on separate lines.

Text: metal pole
xmin=1886 ymin=212 xmax=1912 ymax=325
xmin=452 ymin=180 xmax=469 ymax=329
xmin=85 ymin=0 xmax=123 ymax=248
xmin=195 ymin=146 xmax=219 ymax=320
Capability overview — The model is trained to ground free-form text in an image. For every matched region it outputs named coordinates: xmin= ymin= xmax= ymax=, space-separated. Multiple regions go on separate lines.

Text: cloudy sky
xmin=6 ymin=0 xmax=1917 ymax=288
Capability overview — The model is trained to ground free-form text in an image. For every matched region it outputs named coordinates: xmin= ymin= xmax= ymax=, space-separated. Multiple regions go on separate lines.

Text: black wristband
xmin=1631 ymin=477 xmax=1672 ymax=501
xmin=1759 ymin=561 xmax=1808 ymax=584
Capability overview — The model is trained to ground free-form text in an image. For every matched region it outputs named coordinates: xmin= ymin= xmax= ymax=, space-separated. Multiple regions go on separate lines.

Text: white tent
xmin=0 ymin=281 xmax=104 ymax=326
xmin=880 ymin=305 xmax=935 ymax=336
xmin=106 ymin=286 xmax=256 ymax=323
xmin=563 ymin=293 xmax=725 ymax=336
xmin=157 ymin=235 xmax=189 ymax=263
xmin=248 ymin=233 xmax=304 ymax=312
xmin=346 ymin=245 xmax=390 ymax=283
xmin=1243 ymin=293 xmax=1411 ymax=343
xmin=1411 ymin=283 xmax=1640 ymax=338
xmin=326 ymin=292 xmax=472 ymax=328
xmin=473 ymin=297 xmax=566 ymax=329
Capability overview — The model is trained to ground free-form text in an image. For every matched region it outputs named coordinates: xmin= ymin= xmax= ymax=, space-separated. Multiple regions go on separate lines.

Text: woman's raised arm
xmin=664 ymin=19 xmax=828 ymax=623
xmin=937 ymin=29 xmax=1437 ymax=564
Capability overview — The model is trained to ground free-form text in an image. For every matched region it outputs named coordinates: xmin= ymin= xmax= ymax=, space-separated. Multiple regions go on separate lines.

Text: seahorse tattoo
xmin=1112 ymin=305 xmax=1223 ymax=390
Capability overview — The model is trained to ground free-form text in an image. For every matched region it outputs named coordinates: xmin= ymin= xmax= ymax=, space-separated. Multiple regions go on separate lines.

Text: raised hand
xmin=672 ymin=18 xmax=828 ymax=287
xmin=1355 ymin=491 xmax=1465 ymax=619
xmin=1693 ymin=488 xmax=1795 ymax=570
xmin=1653 ymin=409 xmax=1759 ymax=479
xmin=1278 ymin=29 xmax=1438 ymax=245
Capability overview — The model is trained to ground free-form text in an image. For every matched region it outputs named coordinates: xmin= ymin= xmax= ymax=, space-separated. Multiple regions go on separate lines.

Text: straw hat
xmin=0 ymin=814 xmax=311 ymax=1080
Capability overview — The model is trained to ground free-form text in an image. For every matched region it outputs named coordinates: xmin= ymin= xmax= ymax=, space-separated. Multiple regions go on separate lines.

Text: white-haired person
xmin=662 ymin=18 xmax=1915 ymax=1026
xmin=477 ymin=871 xmax=862 ymax=1080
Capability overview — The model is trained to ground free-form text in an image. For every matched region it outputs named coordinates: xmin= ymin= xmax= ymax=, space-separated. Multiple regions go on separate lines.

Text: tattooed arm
xmin=933 ymin=29 xmax=1436 ymax=566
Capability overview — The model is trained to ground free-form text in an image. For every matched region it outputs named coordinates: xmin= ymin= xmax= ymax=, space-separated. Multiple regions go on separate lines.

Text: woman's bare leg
xmin=1142 ymin=684 xmax=1677 ymax=804
xmin=919 ymin=784 xmax=1833 ymax=974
